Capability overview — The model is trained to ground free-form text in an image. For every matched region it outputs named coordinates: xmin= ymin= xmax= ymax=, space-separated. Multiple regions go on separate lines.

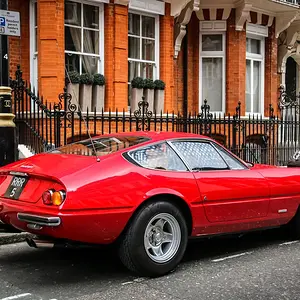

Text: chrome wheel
xmin=144 ymin=213 xmax=181 ymax=264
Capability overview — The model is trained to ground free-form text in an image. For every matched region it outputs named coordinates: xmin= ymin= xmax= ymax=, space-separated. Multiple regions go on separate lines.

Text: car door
xmin=170 ymin=139 xmax=270 ymax=222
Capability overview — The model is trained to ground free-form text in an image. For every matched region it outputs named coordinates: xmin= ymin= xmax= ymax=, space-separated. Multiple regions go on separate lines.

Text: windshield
xmin=49 ymin=136 xmax=150 ymax=157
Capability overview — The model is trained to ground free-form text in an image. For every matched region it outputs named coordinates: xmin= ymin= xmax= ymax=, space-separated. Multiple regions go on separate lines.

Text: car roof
xmin=95 ymin=131 xmax=211 ymax=142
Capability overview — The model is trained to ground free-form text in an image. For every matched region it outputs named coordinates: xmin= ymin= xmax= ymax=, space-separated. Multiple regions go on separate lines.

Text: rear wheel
xmin=286 ymin=207 xmax=300 ymax=239
xmin=118 ymin=201 xmax=188 ymax=277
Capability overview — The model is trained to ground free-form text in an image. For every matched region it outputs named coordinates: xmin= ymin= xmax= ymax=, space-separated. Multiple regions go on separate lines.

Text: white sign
xmin=0 ymin=9 xmax=20 ymax=37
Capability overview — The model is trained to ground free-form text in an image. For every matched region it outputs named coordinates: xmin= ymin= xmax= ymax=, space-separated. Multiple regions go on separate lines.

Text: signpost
xmin=0 ymin=9 xmax=20 ymax=37
xmin=0 ymin=4 xmax=19 ymax=165
xmin=0 ymin=5 xmax=20 ymax=86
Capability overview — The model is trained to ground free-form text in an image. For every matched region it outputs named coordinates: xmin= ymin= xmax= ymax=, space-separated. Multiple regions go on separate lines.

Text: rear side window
xmin=128 ymin=142 xmax=188 ymax=171
xmin=49 ymin=136 xmax=150 ymax=157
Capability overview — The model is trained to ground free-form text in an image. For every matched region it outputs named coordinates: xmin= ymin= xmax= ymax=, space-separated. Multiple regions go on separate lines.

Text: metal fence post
xmin=0 ymin=86 xmax=18 ymax=166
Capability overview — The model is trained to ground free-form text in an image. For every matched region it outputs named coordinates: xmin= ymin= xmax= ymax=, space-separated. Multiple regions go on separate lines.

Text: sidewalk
xmin=0 ymin=221 xmax=32 ymax=246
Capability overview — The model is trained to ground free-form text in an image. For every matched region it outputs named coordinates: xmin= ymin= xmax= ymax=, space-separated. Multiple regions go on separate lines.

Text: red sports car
xmin=0 ymin=132 xmax=300 ymax=277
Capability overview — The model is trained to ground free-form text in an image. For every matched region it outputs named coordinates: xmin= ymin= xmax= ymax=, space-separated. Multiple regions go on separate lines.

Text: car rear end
xmin=0 ymin=166 xmax=68 ymax=235
xmin=0 ymin=134 xmax=153 ymax=246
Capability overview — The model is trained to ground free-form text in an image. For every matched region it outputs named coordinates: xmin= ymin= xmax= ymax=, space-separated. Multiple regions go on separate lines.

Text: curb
xmin=0 ymin=232 xmax=33 ymax=246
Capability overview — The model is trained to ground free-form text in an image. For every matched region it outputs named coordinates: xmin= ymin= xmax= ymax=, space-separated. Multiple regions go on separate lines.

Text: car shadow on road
xmin=183 ymin=226 xmax=291 ymax=263
xmin=0 ymin=226 xmax=294 ymax=287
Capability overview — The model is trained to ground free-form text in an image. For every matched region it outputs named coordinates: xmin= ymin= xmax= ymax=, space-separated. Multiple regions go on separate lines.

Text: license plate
xmin=4 ymin=176 xmax=28 ymax=200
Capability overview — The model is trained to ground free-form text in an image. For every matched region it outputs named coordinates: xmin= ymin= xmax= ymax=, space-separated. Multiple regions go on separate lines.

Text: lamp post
xmin=0 ymin=87 xmax=17 ymax=166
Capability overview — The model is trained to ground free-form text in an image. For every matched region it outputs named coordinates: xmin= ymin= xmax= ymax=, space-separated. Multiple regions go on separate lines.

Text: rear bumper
xmin=17 ymin=213 xmax=61 ymax=227
xmin=0 ymin=198 xmax=133 ymax=245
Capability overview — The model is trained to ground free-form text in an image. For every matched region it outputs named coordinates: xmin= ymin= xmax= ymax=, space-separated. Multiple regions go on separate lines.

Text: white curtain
xmin=66 ymin=2 xmax=98 ymax=75
xmin=128 ymin=14 xmax=140 ymax=81
xmin=202 ymin=57 xmax=223 ymax=111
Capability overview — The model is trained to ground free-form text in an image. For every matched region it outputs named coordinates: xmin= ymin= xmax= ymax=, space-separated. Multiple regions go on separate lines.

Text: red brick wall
xmin=37 ymin=0 xmax=65 ymax=103
xmin=8 ymin=0 xmax=30 ymax=82
xmin=7 ymin=1 xmax=282 ymax=119
xmin=104 ymin=4 xmax=128 ymax=111
xmin=104 ymin=4 xmax=115 ymax=111
xmin=159 ymin=3 xmax=175 ymax=113
xmin=226 ymin=9 xmax=246 ymax=115
xmin=187 ymin=13 xmax=199 ymax=113
xmin=174 ymin=47 xmax=184 ymax=113
xmin=264 ymin=21 xmax=278 ymax=117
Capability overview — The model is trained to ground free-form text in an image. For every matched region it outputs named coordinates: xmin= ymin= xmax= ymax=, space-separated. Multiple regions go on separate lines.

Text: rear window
xmin=49 ymin=136 xmax=150 ymax=157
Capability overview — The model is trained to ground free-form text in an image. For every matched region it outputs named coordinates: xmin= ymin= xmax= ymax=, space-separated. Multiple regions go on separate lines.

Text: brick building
xmin=6 ymin=0 xmax=300 ymax=117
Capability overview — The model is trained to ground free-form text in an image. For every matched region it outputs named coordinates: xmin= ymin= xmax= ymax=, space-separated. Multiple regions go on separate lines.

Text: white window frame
xmin=64 ymin=0 xmax=105 ymax=75
xmin=199 ymin=31 xmax=226 ymax=114
xmin=30 ymin=0 xmax=38 ymax=91
xmin=128 ymin=10 xmax=160 ymax=84
xmin=246 ymin=33 xmax=265 ymax=116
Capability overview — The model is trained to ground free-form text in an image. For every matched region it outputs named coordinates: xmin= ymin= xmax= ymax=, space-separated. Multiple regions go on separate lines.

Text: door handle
xmin=203 ymin=196 xmax=207 ymax=201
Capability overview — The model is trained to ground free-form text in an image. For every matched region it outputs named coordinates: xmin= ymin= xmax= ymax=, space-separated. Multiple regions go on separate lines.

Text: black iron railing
xmin=9 ymin=65 xmax=300 ymax=166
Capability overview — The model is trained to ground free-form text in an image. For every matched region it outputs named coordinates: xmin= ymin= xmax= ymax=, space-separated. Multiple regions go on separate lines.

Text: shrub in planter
xmin=154 ymin=79 xmax=165 ymax=90
xmin=66 ymin=71 xmax=80 ymax=108
xmin=79 ymin=73 xmax=94 ymax=111
xmin=66 ymin=70 xmax=81 ymax=85
xmin=143 ymin=78 xmax=156 ymax=90
xmin=93 ymin=74 xmax=105 ymax=86
xmin=92 ymin=74 xmax=105 ymax=112
xmin=154 ymin=79 xmax=166 ymax=114
xmin=143 ymin=78 xmax=155 ymax=112
xmin=80 ymin=73 xmax=94 ymax=85
xmin=131 ymin=77 xmax=145 ymax=89
xmin=130 ymin=77 xmax=145 ymax=111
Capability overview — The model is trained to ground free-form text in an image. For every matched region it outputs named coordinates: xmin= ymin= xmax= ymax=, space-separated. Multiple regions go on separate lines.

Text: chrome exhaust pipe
xmin=26 ymin=238 xmax=54 ymax=249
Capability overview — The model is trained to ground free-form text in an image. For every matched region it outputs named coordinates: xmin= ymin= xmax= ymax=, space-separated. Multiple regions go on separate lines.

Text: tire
xmin=118 ymin=200 xmax=188 ymax=277
xmin=286 ymin=207 xmax=300 ymax=239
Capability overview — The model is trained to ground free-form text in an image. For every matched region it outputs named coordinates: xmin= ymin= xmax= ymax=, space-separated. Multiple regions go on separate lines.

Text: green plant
xmin=154 ymin=79 xmax=165 ymax=90
xmin=80 ymin=73 xmax=94 ymax=85
xmin=93 ymin=73 xmax=105 ymax=86
xmin=65 ymin=71 xmax=80 ymax=84
xmin=143 ymin=78 xmax=155 ymax=89
xmin=131 ymin=77 xmax=144 ymax=89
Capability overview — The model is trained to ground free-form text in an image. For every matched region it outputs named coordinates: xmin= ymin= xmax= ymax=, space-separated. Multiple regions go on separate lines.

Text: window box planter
xmin=66 ymin=71 xmax=80 ymax=110
xmin=143 ymin=78 xmax=155 ymax=112
xmin=79 ymin=73 xmax=94 ymax=111
xmin=92 ymin=74 xmax=105 ymax=112
xmin=154 ymin=80 xmax=165 ymax=114
xmin=130 ymin=77 xmax=144 ymax=112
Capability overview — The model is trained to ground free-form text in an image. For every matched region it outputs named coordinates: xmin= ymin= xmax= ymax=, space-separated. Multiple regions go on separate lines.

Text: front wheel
xmin=118 ymin=201 xmax=188 ymax=277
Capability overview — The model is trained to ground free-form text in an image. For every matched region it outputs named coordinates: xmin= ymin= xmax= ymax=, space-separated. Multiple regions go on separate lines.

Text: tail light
xmin=42 ymin=189 xmax=66 ymax=206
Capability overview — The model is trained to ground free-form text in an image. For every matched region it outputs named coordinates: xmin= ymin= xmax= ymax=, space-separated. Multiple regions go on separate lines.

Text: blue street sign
xmin=0 ymin=17 xmax=5 ymax=26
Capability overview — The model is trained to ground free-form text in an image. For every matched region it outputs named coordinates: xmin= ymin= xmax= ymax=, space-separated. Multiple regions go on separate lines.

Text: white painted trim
xmin=200 ymin=21 xmax=227 ymax=32
xmin=246 ymin=34 xmax=265 ymax=117
xmin=99 ymin=3 xmax=105 ymax=75
xmin=246 ymin=23 xmax=269 ymax=37
xmin=129 ymin=0 xmax=165 ymax=15
xmin=70 ymin=0 xmax=108 ymax=4
xmin=199 ymin=31 xmax=226 ymax=114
